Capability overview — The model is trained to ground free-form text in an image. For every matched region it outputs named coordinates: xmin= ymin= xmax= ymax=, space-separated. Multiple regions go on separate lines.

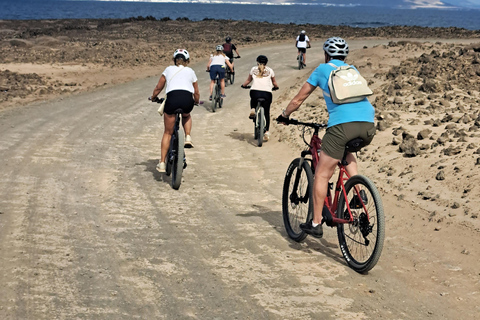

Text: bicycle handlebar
xmin=149 ymin=96 xmax=164 ymax=103
xmin=241 ymin=85 xmax=279 ymax=91
xmin=276 ymin=116 xmax=327 ymax=129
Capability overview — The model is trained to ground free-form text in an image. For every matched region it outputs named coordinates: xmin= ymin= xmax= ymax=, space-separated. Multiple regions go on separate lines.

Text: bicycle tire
xmin=171 ymin=127 xmax=185 ymax=190
xmin=336 ymin=175 xmax=385 ymax=273
xmin=282 ymin=158 xmax=314 ymax=242
xmin=257 ymin=107 xmax=264 ymax=147
xmin=212 ymin=84 xmax=218 ymax=112
xmin=230 ymin=72 xmax=235 ymax=84
xmin=298 ymin=55 xmax=303 ymax=70
xmin=165 ymin=153 xmax=172 ymax=176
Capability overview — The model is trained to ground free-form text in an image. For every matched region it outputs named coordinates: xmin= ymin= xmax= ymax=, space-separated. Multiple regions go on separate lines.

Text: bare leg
xmin=345 ymin=153 xmax=358 ymax=177
xmin=220 ymin=79 xmax=225 ymax=95
xmin=182 ymin=113 xmax=192 ymax=136
xmin=160 ymin=114 xmax=175 ymax=163
xmin=312 ymin=150 xmax=339 ymax=224
xmin=209 ymin=80 xmax=214 ymax=97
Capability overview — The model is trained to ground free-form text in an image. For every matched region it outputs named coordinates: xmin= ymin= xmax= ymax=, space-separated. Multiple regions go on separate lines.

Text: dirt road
xmin=0 ymin=42 xmax=478 ymax=319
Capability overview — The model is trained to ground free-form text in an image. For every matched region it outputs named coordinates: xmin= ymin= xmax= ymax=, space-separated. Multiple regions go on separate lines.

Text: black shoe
xmin=300 ymin=219 xmax=323 ymax=238
xmin=349 ymin=190 xmax=368 ymax=209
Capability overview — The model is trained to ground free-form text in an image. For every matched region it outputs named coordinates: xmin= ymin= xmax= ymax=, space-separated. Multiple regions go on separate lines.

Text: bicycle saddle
xmin=345 ymin=138 xmax=365 ymax=153
xmin=173 ymin=108 xmax=184 ymax=114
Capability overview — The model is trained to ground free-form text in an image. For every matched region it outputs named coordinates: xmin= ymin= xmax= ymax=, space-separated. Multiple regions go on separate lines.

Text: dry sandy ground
xmin=1 ymin=19 xmax=480 ymax=319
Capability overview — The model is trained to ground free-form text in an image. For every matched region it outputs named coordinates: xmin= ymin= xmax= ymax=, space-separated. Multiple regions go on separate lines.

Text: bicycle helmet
xmin=323 ymin=37 xmax=349 ymax=57
xmin=216 ymin=45 xmax=224 ymax=51
xmin=225 ymin=36 xmax=232 ymax=43
xmin=256 ymin=55 xmax=268 ymax=64
xmin=301 ymin=30 xmax=306 ymax=34
xmin=173 ymin=48 xmax=190 ymax=60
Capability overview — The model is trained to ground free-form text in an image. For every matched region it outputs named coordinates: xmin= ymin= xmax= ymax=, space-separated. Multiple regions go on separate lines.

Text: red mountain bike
xmin=281 ymin=118 xmax=385 ymax=273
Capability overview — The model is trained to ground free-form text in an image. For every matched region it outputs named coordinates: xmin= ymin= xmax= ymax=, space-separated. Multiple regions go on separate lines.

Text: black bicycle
xmin=151 ymin=97 xmax=186 ymax=190
xmin=241 ymin=85 xmax=278 ymax=147
xmin=225 ymin=56 xmax=240 ymax=86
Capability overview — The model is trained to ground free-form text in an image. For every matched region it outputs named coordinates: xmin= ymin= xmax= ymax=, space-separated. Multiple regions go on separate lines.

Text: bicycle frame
xmin=299 ymin=123 xmax=366 ymax=227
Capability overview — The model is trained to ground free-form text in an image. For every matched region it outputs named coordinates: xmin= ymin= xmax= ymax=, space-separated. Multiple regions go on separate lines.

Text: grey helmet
xmin=323 ymin=37 xmax=349 ymax=57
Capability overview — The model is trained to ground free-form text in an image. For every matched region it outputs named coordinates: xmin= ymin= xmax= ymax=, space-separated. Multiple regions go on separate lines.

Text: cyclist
xmin=241 ymin=55 xmax=279 ymax=141
xmin=150 ymin=49 xmax=200 ymax=173
xmin=296 ymin=30 xmax=310 ymax=67
xmin=207 ymin=45 xmax=233 ymax=100
xmin=277 ymin=37 xmax=375 ymax=238
xmin=223 ymin=36 xmax=240 ymax=71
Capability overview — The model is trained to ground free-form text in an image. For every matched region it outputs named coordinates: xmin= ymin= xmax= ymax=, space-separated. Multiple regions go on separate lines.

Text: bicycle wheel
xmin=171 ymin=127 xmax=185 ymax=190
xmin=282 ymin=158 xmax=314 ymax=242
xmin=298 ymin=55 xmax=303 ymax=70
xmin=336 ymin=175 xmax=385 ymax=273
xmin=165 ymin=151 xmax=172 ymax=176
xmin=219 ymin=95 xmax=223 ymax=109
xmin=212 ymin=84 xmax=218 ymax=112
xmin=257 ymin=107 xmax=264 ymax=147
xmin=230 ymin=71 xmax=235 ymax=84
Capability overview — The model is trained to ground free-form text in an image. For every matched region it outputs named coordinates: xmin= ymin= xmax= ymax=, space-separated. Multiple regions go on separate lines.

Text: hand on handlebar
xmin=241 ymin=85 xmax=251 ymax=89
xmin=276 ymin=114 xmax=290 ymax=125
xmin=272 ymin=86 xmax=279 ymax=91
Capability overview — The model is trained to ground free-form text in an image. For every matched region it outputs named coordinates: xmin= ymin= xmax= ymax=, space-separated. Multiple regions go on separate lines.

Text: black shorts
xmin=297 ymin=48 xmax=306 ymax=53
xmin=164 ymin=90 xmax=194 ymax=115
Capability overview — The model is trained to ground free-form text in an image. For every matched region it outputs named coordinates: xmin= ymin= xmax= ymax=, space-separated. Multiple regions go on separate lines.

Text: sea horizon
xmin=1 ymin=0 xmax=480 ymax=30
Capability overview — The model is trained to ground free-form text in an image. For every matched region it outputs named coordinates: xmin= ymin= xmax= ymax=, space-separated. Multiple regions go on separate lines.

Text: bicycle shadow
xmin=240 ymin=204 xmax=346 ymax=267
xmin=226 ymin=130 xmax=258 ymax=147
xmin=136 ymin=159 xmax=171 ymax=184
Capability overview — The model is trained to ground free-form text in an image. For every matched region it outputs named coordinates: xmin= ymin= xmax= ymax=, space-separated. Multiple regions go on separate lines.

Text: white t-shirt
xmin=249 ymin=66 xmax=275 ymax=92
xmin=209 ymin=54 xmax=229 ymax=67
xmin=296 ymin=35 xmax=310 ymax=48
xmin=162 ymin=65 xmax=197 ymax=94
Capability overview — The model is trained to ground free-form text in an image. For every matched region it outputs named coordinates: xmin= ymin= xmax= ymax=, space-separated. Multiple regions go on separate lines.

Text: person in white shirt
xmin=241 ymin=55 xmax=279 ymax=141
xmin=296 ymin=30 xmax=311 ymax=66
xmin=207 ymin=45 xmax=233 ymax=100
xmin=150 ymin=49 xmax=200 ymax=173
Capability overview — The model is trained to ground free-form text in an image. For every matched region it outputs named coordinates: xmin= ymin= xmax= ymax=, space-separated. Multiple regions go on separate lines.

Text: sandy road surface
xmin=1 ymin=42 xmax=479 ymax=319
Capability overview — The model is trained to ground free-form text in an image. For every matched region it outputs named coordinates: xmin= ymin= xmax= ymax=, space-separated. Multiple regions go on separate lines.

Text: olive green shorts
xmin=322 ymin=122 xmax=376 ymax=160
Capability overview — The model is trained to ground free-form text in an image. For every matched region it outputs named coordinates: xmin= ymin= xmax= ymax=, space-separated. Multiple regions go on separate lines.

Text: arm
xmin=151 ymin=75 xmax=166 ymax=100
xmin=193 ymin=81 xmax=200 ymax=104
xmin=283 ymin=82 xmax=316 ymax=117
xmin=241 ymin=74 xmax=253 ymax=87
xmin=207 ymin=57 xmax=212 ymax=71
xmin=307 ymin=40 xmax=311 ymax=48
xmin=271 ymin=76 xmax=279 ymax=89
xmin=225 ymin=59 xmax=233 ymax=72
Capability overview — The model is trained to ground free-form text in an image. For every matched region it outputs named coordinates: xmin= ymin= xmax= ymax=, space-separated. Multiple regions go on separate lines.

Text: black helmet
xmin=256 ymin=55 xmax=268 ymax=64
xmin=225 ymin=36 xmax=232 ymax=43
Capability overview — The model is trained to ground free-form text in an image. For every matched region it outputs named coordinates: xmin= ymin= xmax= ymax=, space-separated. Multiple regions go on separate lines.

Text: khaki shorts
xmin=322 ymin=122 xmax=376 ymax=160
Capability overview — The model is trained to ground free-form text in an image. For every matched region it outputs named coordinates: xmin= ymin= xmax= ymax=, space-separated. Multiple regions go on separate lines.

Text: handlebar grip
xmin=241 ymin=85 xmax=251 ymax=89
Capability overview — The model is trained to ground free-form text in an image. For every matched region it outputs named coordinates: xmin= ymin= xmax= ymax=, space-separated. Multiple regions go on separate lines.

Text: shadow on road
xmin=226 ymin=131 xmax=258 ymax=147
xmin=239 ymin=204 xmax=346 ymax=267
xmin=136 ymin=159 xmax=172 ymax=184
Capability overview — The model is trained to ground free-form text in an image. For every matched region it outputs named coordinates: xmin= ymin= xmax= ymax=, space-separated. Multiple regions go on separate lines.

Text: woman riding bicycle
xmin=207 ymin=45 xmax=233 ymax=101
xmin=277 ymin=37 xmax=376 ymax=237
xmin=241 ymin=55 xmax=279 ymax=141
xmin=150 ymin=49 xmax=200 ymax=173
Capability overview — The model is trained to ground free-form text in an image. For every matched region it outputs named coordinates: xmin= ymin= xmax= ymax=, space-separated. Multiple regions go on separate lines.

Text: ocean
xmin=1 ymin=0 xmax=480 ymax=30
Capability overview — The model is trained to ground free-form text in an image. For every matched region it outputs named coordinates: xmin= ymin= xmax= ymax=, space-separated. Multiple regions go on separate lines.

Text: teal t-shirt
xmin=307 ymin=59 xmax=375 ymax=127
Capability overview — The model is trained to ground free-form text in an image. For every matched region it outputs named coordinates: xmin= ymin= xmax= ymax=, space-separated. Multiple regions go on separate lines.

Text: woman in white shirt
xmin=207 ymin=45 xmax=233 ymax=100
xmin=241 ymin=55 xmax=279 ymax=141
xmin=150 ymin=49 xmax=200 ymax=173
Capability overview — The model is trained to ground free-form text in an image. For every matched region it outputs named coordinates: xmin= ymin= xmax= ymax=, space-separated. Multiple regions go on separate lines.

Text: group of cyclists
xmin=150 ymin=34 xmax=376 ymax=239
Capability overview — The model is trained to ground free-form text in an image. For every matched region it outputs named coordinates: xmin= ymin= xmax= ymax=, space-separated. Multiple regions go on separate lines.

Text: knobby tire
xmin=257 ymin=106 xmax=264 ymax=147
xmin=171 ymin=127 xmax=185 ymax=190
xmin=282 ymin=158 xmax=314 ymax=242
xmin=336 ymin=175 xmax=385 ymax=273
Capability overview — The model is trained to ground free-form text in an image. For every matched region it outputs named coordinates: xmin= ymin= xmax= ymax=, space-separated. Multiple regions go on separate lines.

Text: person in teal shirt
xmin=277 ymin=37 xmax=376 ymax=238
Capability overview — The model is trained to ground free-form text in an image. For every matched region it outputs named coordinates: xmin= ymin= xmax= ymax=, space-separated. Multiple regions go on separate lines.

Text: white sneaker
xmin=184 ymin=135 xmax=194 ymax=148
xmin=264 ymin=131 xmax=270 ymax=141
xmin=249 ymin=109 xmax=255 ymax=119
xmin=156 ymin=162 xmax=166 ymax=173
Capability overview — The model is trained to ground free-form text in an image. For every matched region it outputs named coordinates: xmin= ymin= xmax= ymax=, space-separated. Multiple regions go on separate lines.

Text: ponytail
xmin=257 ymin=63 xmax=266 ymax=78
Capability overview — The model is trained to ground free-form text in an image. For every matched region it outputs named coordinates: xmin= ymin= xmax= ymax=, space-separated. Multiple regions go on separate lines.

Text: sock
xmin=312 ymin=221 xmax=319 ymax=227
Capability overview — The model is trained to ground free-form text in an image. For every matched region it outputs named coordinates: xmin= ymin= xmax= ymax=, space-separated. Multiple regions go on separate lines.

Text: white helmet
xmin=301 ymin=30 xmax=306 ymax=34
xmin=323 ymin=37 xmax=349 ymax=57
xmin=216 ymin=45 xmax=224 ymax=51
xmin=173 ymin=49 xmax=190 ymax=60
